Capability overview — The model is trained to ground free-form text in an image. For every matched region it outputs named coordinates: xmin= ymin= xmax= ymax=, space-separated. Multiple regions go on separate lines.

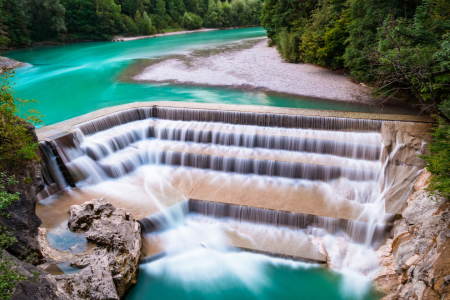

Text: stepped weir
xmin=36 ymin=102 xmax=433 ymax=263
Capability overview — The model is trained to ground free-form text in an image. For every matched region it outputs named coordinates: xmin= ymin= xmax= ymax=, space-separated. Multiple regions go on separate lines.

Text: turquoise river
xmin=5 ymin=27 xmax=387 ymax=299
xmin=5 ymin=27 xmax=414 ymax=127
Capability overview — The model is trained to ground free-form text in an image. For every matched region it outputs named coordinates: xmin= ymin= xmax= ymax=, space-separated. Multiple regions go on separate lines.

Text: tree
xmin=181 ymin=11 xmax=202 ymax=29
xmin=0 ymin=72 xmax=42 ymax=170
xmin=27 ymin=0 xmax=67 ymax=41
xmin=360 ymin=0 xmax=450 ymax=117
xmin=141 ymin=11 xmax=156 ymax=34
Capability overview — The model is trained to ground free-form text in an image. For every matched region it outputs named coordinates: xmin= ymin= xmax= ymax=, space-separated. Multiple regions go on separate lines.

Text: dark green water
xmin=4 ymin=27 xmax=413 ymax=127
xmin=126 ymin=249 xmax=383 ymax=300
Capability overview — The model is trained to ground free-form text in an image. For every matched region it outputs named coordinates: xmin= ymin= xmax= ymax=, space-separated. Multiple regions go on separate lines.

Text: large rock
xmin=402 ymin=191 xmax=446 ymax=225
xmin=381 ymin=121 xmax=433 ymax=214
xmin=381 ymin=169 xmax=450 ymax=299
xmin=2 ymin=250 xmax=69 ymax=300
xmin=40 ymin=199 xmax=142 ymax=300
xmin=1 ymin=122 xmax=44 ymax=263
xmin=0 ymin=56 xmax=24 ymax=73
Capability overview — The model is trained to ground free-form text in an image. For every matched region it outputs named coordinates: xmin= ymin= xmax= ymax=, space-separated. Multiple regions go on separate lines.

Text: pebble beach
xmin=135 ymin=39 xmax=375 ymax=103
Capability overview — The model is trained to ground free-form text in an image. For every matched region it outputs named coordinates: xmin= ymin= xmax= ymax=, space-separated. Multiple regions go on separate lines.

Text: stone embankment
xmin=375 ymin=171 xmax=450 ymax=300
xmin=14 ymin=199 xmax=142 ymax=300
xmin=0 ymin=56 xmax=24 ymax=73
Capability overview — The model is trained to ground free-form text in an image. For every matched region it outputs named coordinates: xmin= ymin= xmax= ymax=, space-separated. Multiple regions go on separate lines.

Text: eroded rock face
xmin=381 ymin=121 xmax=433 ymax=214
xmin=1 ymin=122 xmax=44 ymax=263
xmin=39 ymin=199 xmax=142 ymax=300
xmin=378 ymin=169 xmax=450 ymax=300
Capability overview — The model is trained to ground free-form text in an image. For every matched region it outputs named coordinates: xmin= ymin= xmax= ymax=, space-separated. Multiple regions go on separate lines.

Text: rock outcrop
xmin=38 ymin=199 xmax=142 ymax=300
xmin=1 ymin=122 xmax=44 ymax=263
xmin=0 ymin=56 xmax=24 ymax=73
xmin=3 ymin=250 xmax=69 ymax=300
xmin=381 ymin=121 xmax=433 ymax=214
xmin=375 ymin=170 xmax=450 ymax=300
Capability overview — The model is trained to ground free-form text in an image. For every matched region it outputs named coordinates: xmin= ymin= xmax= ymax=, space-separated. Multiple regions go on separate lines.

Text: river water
xmin=5 ymin=27 xmax=413 ymax=127
xmin=5 ymin=28 xmax=389 ymax=299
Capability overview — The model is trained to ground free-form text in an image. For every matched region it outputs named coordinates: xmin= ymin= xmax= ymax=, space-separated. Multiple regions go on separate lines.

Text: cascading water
xmin=36 ymin=106 xmax=421 ymax=299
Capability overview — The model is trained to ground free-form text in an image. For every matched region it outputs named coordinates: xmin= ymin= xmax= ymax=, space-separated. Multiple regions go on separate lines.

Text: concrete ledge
xmin=37 ymin=101 xmax=434 ymax=141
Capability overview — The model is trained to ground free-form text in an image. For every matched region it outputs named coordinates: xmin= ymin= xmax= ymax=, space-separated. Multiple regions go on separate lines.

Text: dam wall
xmin=35 ymin=102 xmax=433 ymax=261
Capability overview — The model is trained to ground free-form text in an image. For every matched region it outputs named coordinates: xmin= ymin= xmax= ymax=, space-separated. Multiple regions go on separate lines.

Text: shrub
xmin=0 ymin=173 xmax=25 ymax=300
xmin=422 ymin=120 xmax=450 ymax=199
xmin=0 ymin=72 xmax=42 ymax=169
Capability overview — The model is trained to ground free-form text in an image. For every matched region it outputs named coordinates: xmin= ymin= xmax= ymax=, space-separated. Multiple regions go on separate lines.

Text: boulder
xmin=2 ymin=250 xmax=69 ymax=300
xmin=39 ymin=199 xmax=142 ymax=300
xmin=0 ymin=56 xmax=24 ymax=73
xmin=374 ymin=239 xmax=400 ymax=293
xmin=402 ymin=191 xmax=446 ymax=225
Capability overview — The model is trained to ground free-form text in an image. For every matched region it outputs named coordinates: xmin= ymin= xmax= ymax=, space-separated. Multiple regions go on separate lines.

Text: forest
xmin=0 ymin=0 xmax=262 ymax=47
xmin=262 ymin=0 xmax=450 ymax=199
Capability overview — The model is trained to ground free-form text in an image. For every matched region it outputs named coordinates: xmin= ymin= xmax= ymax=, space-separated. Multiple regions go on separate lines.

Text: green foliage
xmin=0 ymin=173 xmax=25 ymax=300
xmin=0 ymin=0 xmax=261 ymax=43
xmin=422 ymin=120 xmax=450 ymax=199
xmin=0 ymin=72 xmax=42 ymax=169
xmin=204 ymin=0 xmax=262 ymax=28
xmin=181 ymin=11 xmax=203 ymax=29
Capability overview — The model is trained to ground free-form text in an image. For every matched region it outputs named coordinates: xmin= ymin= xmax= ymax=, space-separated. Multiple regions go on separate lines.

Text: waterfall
xmin=37 ymin=106 xmax=418 ymax=282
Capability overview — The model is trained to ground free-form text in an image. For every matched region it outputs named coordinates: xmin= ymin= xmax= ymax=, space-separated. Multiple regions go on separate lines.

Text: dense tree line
xmin=261 ymin=0 xmax=450 ymax=111
xmin=262 ymin=0 xmax=450 ymax=199
xmin=0 ymin=0 xmax=262 ymax=47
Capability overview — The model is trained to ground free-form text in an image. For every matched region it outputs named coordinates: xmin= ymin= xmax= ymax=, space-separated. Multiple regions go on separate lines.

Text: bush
xmin=181 ymin=12 xmax=203 ymax=30
xmin=0 ymin=72 xmax=42 ymax=169
xmin=422 ymin=120 xmax=450 ymax=199
xmin=0 ymin=173 xmax=25 ymax=300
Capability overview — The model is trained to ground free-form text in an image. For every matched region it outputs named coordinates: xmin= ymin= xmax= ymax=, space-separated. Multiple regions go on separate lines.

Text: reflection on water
xmin=46 ymin=221 xmax=91 ymax=254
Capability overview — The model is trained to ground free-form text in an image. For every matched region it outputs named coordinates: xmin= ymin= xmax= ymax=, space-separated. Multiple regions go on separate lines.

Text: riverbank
xmin=133 ymin=39 xmax=379 ymax=104
xmin=0 ymin=56 xmax=24 ymax=73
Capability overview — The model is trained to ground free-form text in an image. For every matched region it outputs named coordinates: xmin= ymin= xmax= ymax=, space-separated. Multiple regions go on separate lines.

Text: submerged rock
xmin=39 ymin=199 xmax=142 ymax=300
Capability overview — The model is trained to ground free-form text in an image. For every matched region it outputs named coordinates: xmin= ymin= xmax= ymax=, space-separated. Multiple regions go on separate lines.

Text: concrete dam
xmin=35 ymin=102 xmax=433 ymax=265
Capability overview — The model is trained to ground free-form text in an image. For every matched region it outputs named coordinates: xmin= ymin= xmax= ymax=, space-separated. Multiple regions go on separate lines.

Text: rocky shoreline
xmin=6 ymin=198 xmax=142 ymax=300
xmin=37 ymin=199 xmax=142 ymax=300
xmin=374 ymin=170 xmax=450 ymax=300
xmin=0 ymin=56 xmax=25 ymax=73
xmin=134 ymin=39 xmax=378 ymax=104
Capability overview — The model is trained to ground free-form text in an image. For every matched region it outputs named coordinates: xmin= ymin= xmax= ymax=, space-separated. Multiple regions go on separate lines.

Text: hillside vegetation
xmin=0 ymin=0 xmax=262 ymax=46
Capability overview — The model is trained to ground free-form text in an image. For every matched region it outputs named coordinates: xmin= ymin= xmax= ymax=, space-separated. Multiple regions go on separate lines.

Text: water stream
xmin=4 ymin=28 xmax=421 ymax=299
xmin=32 ymin=106 xmax=413 ymax=299
xmin=4 ymin=28 xmax=417 ymax=127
